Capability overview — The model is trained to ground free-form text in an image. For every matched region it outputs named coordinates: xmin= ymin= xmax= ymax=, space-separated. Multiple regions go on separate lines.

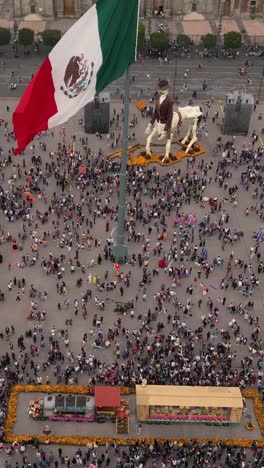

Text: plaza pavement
xmin=0 ymin=97 xmax=263 ymax=461
xmin=0 ymin=45 xmax=263 ymax=101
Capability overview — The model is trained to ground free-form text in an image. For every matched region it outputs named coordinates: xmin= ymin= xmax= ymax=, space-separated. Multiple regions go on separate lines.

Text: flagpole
xmin=112 ymin=66 xmax=131 ymax=262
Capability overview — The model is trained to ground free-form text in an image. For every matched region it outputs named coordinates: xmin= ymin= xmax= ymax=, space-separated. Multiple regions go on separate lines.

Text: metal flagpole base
xmin=112 ymin=242 xmax=128 ymax=262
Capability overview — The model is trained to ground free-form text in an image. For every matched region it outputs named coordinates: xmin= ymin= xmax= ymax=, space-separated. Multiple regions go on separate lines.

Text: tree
xmin=0 ymin=27 xmax=11 ymax=46
xmin=201 ymin=33 xmax=216 ymax=49
xmin=150 ymin=32 xmax=169 ymax=51
xmin=18 ymin=28 xmax=34 ymax=48
xmin=223 ymin=31 xmax=242 ymax=50
xmin=177 ymin=34 xmax=192 ymax=48
xmin=137 ymin=22 xmax=145 ymax=50
xmin=42 ymin=29 xmax=61 ymax=47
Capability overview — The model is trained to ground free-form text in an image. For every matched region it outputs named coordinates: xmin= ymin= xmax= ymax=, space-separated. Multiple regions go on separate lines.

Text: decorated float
xmin=28 ymin=386 xmax=129 ymax=433
xmin=136 ymin=385 xmax=243 ymax=425
xmin=28 ymin=393 xmax=95 ymax=422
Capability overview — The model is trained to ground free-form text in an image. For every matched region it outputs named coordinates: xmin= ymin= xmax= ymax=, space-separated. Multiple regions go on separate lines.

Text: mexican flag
xmin=13 ymin=0 xmax=139 ymax=154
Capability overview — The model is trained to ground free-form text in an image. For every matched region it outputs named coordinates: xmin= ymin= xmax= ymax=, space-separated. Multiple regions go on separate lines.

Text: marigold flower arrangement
xmin=245 ymin=423 xmax=255 ymax=431
xmin=4 ymin=386 xmax=264 ymax=447
xmin=135 ymin=101 xmax=147 ymax=111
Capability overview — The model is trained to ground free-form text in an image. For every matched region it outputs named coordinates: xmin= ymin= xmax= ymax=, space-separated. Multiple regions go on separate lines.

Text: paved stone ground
xmin=0 ymin=48 xmax=263 ymax=100
xmin=0 ymin=98 xmax=264 ymax=465
xmin=0 ymin=99 xmax=263 ymax=353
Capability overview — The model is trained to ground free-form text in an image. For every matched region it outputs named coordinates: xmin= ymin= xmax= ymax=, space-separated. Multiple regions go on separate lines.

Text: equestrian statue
xmin=143 ymin=80 xmax=203 ymax=164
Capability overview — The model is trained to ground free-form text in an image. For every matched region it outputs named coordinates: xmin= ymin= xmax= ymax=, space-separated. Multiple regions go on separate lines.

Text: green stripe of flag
xmin=96 ymin=0 xmax=139 ymax=94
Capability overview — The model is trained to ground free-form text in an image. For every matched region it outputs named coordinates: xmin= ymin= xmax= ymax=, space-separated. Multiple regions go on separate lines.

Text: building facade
xmin=142 ymin=0 xmax=264 ymax=17
xmin=13 ymin=0 xmax=264 ymax=19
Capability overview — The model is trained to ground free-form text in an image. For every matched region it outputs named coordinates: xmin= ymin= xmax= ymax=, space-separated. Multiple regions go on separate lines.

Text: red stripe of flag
xmin=13 ymin=57 xmax=58 ymax=155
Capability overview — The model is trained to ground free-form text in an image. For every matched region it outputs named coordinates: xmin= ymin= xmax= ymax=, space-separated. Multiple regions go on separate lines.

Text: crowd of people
xmin=0 ymin=84 xmax=263 ymax=467
xmin=0 ymin=440 xmax=263 ymax=467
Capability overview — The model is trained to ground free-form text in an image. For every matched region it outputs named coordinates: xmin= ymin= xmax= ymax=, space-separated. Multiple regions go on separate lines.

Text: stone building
xmin=13 ymin=0 xmax=264 ymax=19
xmin=141 ymin=0 xmax=264 ymax=17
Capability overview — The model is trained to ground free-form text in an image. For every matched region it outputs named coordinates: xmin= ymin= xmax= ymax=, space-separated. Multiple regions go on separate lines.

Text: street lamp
xmin=12 ymin=0 xmax=19 ymax=58
xmin=172 ymin=53 xmax=178 ymax=99
xmin=148 ymin=17 xmax=152 ymax=41
xmin=216 ymin=0 xmax=225 ymax=57
xmin=12 ymin=0 xmax=17 ymax=36
xmin=147 ymin=0 xmax=153 ymax=17
xmin=52 ymin=0 xmax=57 ymax=19
xmin=12 ymin=0 xmax=15 ymax=21
xmin=257 ymin=63 xmax=264 ymax=101
xmin=80 ymin=0 xmax=84 ymax=16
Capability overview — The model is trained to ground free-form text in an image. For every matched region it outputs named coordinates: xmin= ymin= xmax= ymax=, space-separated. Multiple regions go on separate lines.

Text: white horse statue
xmin=144 ymin=105 xmax=203 ymax=163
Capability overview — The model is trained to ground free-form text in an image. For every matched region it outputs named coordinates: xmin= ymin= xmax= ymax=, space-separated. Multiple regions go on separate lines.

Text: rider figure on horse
xmin=144 ymin=80 xmax=177 ymax=163
xmin=149 ymin=80 xmax=173 ymax=141
xmin=143 ymin=79 xmax=203 ymax=163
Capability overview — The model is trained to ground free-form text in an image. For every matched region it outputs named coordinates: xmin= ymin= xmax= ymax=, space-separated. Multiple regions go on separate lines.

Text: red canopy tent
xmin=95 ymin=386 xmax=120 ymax=408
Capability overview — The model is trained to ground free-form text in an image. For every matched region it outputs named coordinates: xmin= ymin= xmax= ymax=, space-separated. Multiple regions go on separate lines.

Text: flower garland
xmin=5 ymin=385 xmax=136 ymax=445
xmin=4 ymin=386 xmax=264 ymax=447
xmin=242 ymin=389 xmax=264 ymax=438
xmin=135 ymin=101 xmax=147 ymax=111
xmin=245 ymin=423 xmax=255 ymax=431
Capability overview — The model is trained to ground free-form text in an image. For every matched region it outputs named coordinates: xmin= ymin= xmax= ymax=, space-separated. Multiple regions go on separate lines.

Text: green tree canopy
xmin=0 ymin=27 xmax=11 ymax=45
xmin=224 ymin=31 xmax=242 ymax=49
xmin=177 ymin=34 xmax=192 ymax=48
xmin=42 ymin=29 xmax=61 ymax=47
xmin=150 ymin=32 xmax=169 ymax=51
xmin=137 ymin=22 xmax=145 ymax=50
xmin=18 ymin=28 xmax=34 ymax=47
xmin=201 ymin=33 xmax=216 ymax=49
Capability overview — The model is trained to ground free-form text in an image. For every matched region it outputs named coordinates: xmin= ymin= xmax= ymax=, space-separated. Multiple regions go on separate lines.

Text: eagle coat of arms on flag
xmin=60 ymin=55 xmax=94 ymax=98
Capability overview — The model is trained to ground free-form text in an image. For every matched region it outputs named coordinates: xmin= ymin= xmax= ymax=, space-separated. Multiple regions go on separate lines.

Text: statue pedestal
xmin=106 ymin=141 xmax=206 ymax=168
xmin=164 ymin=9 xmax=171 ymax=17
xmin=112 ymin=242 xmax=128 ymax=262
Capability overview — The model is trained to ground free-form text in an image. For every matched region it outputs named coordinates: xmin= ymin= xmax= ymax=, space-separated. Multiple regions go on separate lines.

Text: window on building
xmin=250 ymin=0 xmax=256 ymax=16
xmin=192 ymin=3 xmax=197 ymax=11
xmin=30 ymin=4 xmax=36 ymax=13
